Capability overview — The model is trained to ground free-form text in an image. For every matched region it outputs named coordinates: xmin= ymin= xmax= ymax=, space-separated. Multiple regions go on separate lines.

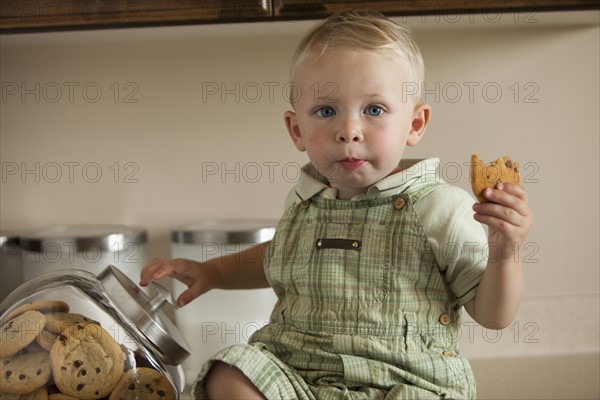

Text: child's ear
xmin=284 ymin=110 xmax=306 ymax=152
xmin=406 ymin=103 xmax=431 ymax=146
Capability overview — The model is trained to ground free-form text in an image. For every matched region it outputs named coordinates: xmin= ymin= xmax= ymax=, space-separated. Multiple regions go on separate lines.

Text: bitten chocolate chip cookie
xmin=1 ymin=311 xmax=47 ymax=359
xmin=50 ymin=323 xmax=125 ymax=400
xmin=108 ymin=367 xmax=176 ymax=400
xmin=471 ymin=154 xmax=521 ymax=202
xmin=0 ymin=351 xmax=52 ymax=395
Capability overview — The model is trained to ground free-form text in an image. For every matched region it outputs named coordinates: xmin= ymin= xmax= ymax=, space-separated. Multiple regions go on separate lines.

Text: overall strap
xmin=403 ymin=175 xmax=444 ymax=204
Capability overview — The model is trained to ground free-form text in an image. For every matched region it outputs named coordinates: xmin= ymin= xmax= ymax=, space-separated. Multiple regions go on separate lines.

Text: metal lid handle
xmin=146 ymin=282 xmax=179 ymax=313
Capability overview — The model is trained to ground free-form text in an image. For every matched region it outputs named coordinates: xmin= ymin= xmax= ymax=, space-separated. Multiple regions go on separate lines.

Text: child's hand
xmin=472 ymin=182 xmax=533 ymax=261
xmin=140 ymin=258 xmax=214 ymax=307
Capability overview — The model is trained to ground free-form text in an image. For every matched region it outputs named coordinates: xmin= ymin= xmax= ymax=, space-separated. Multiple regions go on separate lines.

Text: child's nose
xmin=335 ymin=117 xmax=364 ymax=143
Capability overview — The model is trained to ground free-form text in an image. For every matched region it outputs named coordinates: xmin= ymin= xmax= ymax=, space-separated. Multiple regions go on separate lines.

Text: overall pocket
xmin=299 ymin=223 xmax=393 ymax=310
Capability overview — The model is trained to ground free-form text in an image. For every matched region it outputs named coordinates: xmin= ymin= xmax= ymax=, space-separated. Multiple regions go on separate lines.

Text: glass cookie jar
xmin=0 ymin=265 xmax=191 ymax=400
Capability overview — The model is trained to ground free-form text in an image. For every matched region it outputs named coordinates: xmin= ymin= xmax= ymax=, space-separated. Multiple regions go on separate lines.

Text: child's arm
xmin=464 ymin=183 xmax=533 ymax=329
xmin=139 ymin=241 xmax=271 ymax=308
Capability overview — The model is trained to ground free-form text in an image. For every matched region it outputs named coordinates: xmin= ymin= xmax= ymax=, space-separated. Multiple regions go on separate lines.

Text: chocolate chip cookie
xmin=0 ymin=386 xmax=49 ymax=399
xmin=3 ymin=301 xmax=69 ymax=323
xmin=50 ymin=323 xmax=125 ymax=400
xmin=36 ymin=313 xmax=99 ymax=352
xmin=0 ymin=351 xmax=52 ymax=395
xmin=471 ymin=154 xmax=521 ymax=202
xmin=47 ymin=393 xmax=77 ymax=400
xmin=108 ymin=367 xmax=176 ymax=400
xmin=1 ymin=311 xmax=47 ymax=359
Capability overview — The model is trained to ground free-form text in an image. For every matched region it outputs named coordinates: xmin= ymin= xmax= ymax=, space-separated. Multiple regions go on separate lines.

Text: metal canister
xmin=170 ymin=219 xmax=277 ymax=384
xmin=20 ymin=224 xmax=148 ymax=289
xmin=0 ymin=231 xmax=21 ymax=301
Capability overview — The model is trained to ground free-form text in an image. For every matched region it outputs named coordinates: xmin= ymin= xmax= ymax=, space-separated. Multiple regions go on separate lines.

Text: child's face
xmin=285 ymin=48 xmax=430 ymax=200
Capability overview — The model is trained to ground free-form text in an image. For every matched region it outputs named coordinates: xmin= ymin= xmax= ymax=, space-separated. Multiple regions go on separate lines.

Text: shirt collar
xmin=293 ymin=158 xmax=440 ymax=202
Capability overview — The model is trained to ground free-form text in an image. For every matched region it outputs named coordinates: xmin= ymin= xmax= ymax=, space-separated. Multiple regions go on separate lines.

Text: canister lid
xmin=0 ymin=231 xmax=19 ymax=247
xmin=97 ymin=265 xmax=191 ymax=365
xmin=171 ymin=219 xmax=277 ymax=244
xmin=19 ymin=224 xmax=147 ymax=252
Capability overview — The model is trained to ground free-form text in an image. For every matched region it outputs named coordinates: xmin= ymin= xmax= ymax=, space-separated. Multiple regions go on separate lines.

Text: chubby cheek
xmin=304 ymin=128 xmax=329 ymax=152
xmin=371 ymin=138 xmax=406 ymax=169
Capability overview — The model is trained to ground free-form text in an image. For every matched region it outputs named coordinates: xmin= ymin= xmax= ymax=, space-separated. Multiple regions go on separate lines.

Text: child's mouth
xmin=338 ymin=158 xmax=366 ymax=170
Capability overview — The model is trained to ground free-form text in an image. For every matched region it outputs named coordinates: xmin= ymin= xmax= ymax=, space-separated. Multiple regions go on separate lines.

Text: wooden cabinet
xmin=0 ymin=1 xmax=271 ymax=32
xmin=1 ymin=0 xmax=598 ymax=33
xmin=274 ymin=1 xmax=600 ymax=18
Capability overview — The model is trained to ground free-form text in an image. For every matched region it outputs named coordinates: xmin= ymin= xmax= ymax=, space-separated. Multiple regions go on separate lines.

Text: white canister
xmin=0 ymin=231 xmax=22 ymax=302
xmin=170 ymin=219 xmax=277 ymax=384
xmin=20 ymin=225 xmax=149 ymax=289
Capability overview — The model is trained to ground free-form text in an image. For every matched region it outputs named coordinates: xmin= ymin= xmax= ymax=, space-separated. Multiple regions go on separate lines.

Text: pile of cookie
xmin=1 ymin=300 xmax=176 ymax=400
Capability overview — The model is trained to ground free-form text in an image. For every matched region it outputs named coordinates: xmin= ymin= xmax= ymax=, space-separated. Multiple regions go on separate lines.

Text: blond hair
xmin=289 ymin=10 xmax=424 ymax=104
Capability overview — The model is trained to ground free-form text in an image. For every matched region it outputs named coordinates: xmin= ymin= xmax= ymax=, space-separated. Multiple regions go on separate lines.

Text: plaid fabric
xmin=193 ymin=177 xmax=476 ymax=399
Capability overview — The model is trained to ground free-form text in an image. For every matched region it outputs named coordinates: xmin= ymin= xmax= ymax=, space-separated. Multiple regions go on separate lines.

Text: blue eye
xmin=316 ymin=107 xmax=336 ymax=118
xmin=365 ymin=105 xmax=384 ymax=116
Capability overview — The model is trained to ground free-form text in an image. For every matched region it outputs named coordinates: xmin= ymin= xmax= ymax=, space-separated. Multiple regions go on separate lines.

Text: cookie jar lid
xmin=20 ymin=224 xmax=147 ymax=252
xmin=97 ymin=265 xmax=191 ymax=365
xmin=171 ymin=218 xmax=277 ymax=244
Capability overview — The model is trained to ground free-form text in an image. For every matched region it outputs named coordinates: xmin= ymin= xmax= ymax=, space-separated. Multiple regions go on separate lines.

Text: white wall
xmin=1 ymin=10 xmax=599 ymax=398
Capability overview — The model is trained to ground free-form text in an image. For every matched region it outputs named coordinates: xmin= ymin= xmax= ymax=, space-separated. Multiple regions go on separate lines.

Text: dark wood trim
xmin=275 ymin=0 xmax=600 ymax=19
xmin=1 ymin=0 xmax=598 ymax=33
xmin=0 ymin=1 xmax=273 ymax=33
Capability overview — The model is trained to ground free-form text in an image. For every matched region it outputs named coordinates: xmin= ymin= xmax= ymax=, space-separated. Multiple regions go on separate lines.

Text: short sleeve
xmin=414 ymin=184 xmax=488 ymax=306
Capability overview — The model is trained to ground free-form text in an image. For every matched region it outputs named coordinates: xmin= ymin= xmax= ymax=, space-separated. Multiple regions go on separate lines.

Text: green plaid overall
xmin=193 ymin=177 xmax=477 ymax=399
